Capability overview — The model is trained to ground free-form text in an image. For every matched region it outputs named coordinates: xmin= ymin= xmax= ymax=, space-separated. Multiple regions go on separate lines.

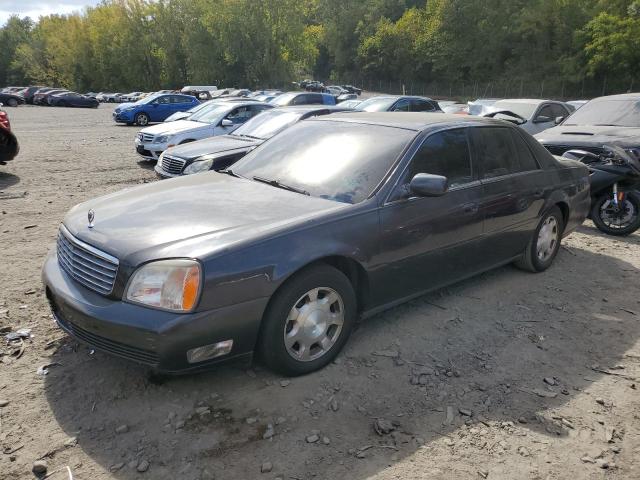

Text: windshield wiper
xmin=252 ymin=176 xmax=310 ymax=196
xmin=593 ymin=124 xmax=621 ymax=127
xmin=231 ymin=133 xmax=262 ymax=141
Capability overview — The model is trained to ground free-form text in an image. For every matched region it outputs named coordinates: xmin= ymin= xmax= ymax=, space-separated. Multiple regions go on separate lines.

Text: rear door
xmin=376 ymin=127 xmax=485 ymax=304
xmin=170 ymin=95 xmax=193 ymax=114
xmin=472 ymin=126 xmax=549 ymax=265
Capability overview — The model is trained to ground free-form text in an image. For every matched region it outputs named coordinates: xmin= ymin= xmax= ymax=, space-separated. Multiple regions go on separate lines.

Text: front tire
xmin=7 ymin=98 xmax=18 ymax=107
xmin=515 ymin=206 xmax=564 ymax=272
xmin=591 ymin=192 xmax=640 ymax=236
xmin=135 ymin=113 xmax=149 ymax=126
xmin=258 ymin=265 xmax=356 ymax=376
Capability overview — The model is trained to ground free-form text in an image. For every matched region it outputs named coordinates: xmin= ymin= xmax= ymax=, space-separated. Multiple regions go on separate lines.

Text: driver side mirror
xmin=554 ymin=116 xmax=565 ymax=125
xmin=220 ymin=118 xmax=233 ymax=127
xmin=409 ymin=173 xmax=448 ymax=197
xmin=533 ymin=115 xmax=552 ymax=124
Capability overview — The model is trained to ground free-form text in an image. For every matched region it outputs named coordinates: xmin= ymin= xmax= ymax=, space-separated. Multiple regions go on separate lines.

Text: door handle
xmin=462 ymin=202 xmax=479 ymax=214
xmin=533 ymin=189 xmax=544 ymax=198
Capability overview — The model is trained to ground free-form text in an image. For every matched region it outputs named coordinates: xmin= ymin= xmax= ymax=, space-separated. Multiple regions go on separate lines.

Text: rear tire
xmin=135 ymin=113 xmax=149 ymax=126
xmin=591 ymin=192 xmax=640 ymax=236
xmin=515 ymin=206 xmax=564 ymax=273
xmin=257 ymin=265 xmax=356 ymax=376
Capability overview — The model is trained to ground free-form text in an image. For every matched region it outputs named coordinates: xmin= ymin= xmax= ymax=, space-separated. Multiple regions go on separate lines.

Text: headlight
xmin=156 ymin=135 xmax=171 ymax=144
xmin=184 ymin=157 xmax=215 ymax=175
xmin=125 ymin=259 xmax=201 ymax=312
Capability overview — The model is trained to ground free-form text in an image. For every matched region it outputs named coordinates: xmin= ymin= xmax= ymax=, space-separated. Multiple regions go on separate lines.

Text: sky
xmin=0 ymin=0 xmax=101 ymax=26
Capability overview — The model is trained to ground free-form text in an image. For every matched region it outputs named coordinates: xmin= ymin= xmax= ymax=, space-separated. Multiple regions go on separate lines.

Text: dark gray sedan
xmin=42 ymin=113 xmax=590 ymax=375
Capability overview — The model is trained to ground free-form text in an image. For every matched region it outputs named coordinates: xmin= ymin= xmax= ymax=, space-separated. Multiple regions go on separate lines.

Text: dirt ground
xmin=1 ymin=104 xmax=639 ymax=480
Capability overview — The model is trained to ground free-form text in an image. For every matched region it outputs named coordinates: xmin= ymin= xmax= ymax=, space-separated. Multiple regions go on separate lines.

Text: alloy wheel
xmin=283 ymin=287 xmax=344 ymax=362
xmin=537 ymin=216 xmax=558 ymax=262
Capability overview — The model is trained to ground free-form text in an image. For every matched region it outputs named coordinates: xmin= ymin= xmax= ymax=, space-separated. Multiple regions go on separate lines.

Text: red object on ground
xmin=0 ymin=109 xmax=10 ymax=131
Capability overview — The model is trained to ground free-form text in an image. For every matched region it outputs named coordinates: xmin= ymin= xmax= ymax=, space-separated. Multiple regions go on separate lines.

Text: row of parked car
xmin=124 ymin=89 xmax=639 ymax=189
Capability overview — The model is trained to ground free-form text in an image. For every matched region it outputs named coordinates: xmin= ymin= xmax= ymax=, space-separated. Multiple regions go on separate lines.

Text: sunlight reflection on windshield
xmin=286 ymin=134 xmax=361 ymax=184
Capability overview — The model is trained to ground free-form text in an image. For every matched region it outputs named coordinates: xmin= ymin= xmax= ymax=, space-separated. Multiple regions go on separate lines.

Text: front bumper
xmin=42 ymin=250 xmax=268 ymax=373
xmin=134 ymin=139 xmax=167 ymax=161
xmin=113 ymin=110 xmax=135 ymax=123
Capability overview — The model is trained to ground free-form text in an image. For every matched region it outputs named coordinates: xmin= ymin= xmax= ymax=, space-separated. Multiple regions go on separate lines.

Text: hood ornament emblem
xmin=88 ymin=209 xmax=95 ymax=229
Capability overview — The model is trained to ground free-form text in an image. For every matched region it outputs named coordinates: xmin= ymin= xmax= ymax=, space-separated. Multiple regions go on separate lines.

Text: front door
xmin=374 ymin=127 xmax=485 ymax=306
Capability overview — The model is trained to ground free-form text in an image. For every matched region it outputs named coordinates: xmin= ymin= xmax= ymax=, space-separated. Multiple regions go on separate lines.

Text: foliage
xmin=0 ymin=0 xmax=638 ymax=94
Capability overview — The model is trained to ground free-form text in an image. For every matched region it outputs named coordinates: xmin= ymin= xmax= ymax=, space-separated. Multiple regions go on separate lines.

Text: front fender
xmin=197 ymin=208 xmax=379 ymax=312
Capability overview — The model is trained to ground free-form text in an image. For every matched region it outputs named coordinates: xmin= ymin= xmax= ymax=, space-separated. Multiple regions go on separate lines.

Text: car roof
xmin=363 ymin=95 xmax=435 ymax=102
xmin=494 ymin=98 xmax=559 ymax=105
xmin=271 ymin=105 xmax=349 ymax=113
xmin=591 ymin=93 xmax=640 ymax=101
xmin=313 ymin=112 xmax=511 ymax=131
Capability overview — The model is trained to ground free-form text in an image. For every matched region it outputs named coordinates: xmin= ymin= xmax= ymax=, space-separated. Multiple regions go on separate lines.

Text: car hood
xmin=164 ymin=135 xmax=261 ymax=161
xmin=63 ymin=173 xmax=345 ymax=265
xmin=115 ymin=102 xmax=136 ymax=112
xmin=164 ymin=112 xmax=190 ymax=122
xmin=139 ymin=120 xmax=208 ymax=136
xmin=536 ymin=125 xmax=640 ymax=147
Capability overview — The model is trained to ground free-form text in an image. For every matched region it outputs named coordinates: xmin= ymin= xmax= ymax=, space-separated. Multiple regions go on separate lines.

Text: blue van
xmin=113 ymin=93 xmax=200 ymax=126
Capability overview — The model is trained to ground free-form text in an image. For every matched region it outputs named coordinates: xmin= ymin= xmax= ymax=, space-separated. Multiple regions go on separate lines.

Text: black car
xmin=535 ymin=93 xmax=640 ymax=157
xmin=155 ymin=105 xmax=351 ymax=177
xmin=42 ymin=113 xmax=590 ymax=375
xmin=0 ymin=92 xmax=25 ymax=107
xmin=18 ymin=86 xmax=44 ymax=104
xmin=356 ymin=95 xmax=442 ymax=113
xmin=34 ymin=88 xmax=68 ymax=105
xmin=49 ymin=92 xmax=99 ymax=108
xmin=341 ymin=85 xmax=362 ymax=95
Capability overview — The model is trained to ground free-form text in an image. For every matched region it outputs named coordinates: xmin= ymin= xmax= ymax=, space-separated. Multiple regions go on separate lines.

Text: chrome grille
xmin=57 ymin=225 xmax=119 ymax=295
xmin=161 ymin=155 xmax=187 ymax=175
xmin=138 ymin=132 xmax=154 ymax=143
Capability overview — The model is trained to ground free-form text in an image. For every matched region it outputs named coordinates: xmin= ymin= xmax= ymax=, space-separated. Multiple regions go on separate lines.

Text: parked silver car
xmin=483 ymin=99 xmax=573 ymax=135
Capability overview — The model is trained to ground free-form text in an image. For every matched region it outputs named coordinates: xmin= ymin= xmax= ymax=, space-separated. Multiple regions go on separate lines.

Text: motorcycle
xmin=562 ymin=145 xmax=640 ymax=236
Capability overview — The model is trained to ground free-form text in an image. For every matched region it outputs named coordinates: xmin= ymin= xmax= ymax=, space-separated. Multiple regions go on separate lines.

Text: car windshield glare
xmin=563 ymin=98 xmax=640 ymax=127
xmin=136 ymin=93 xmax=160 ymax=104
xmin=188 ymin=104 xmax=232 ymax=123
xmin=232 ymin=121 xmax=415 ymax=204
xmin=356 ymin=97 xmax=399 ymax=112
xmin=270 ymin=93 xmax=298 ymax=106
xmin=233 ymin=110 xmax=302 ymax=139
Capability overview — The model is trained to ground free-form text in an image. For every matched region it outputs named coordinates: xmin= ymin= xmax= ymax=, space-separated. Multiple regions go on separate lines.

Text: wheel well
xmin=310 ymin=256 xmax=369 ymax=313
xmin=555 ymin=201 xmax=569 ymax=228
xmin=179 ymin=139 xmax=195 ymax=144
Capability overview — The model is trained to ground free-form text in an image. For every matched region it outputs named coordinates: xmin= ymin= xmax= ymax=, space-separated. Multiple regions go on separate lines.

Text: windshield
xmin=270 ymin=92 xmax=298 ymax=106
xmin=188 ymin=104 xmax=232 ymax=123
xmin=232 ymin=120 xmax=416 ymax=204
xmin=136 ymin=93 xmax=160 ymax=105
xmin=187 ymin=100 xmax=217 ymax=114
xmin=563 ymin=98 xmax=640 ymax=127
xmin=490 ymin=101 xmax=538 ymax=119
xmin=232 ymin=110 xmax=302 ymax=139
xmin=355 ymin=97 xmax=397 ymax=112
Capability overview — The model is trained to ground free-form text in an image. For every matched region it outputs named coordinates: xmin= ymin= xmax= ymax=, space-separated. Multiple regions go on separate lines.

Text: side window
xmin=155 ymin=96 xmax=170 ymax=105
xmin=534 ymin=105 xmax=554 ymax=122
xmin=405 ymin=128 xmax=473 ymax=188
xmin=308 ymin=94 xmax=323 ymax=105
xmin=292 ymin=94 xmax=307 ymax=105
xmin=509 ymin=130 xmax=540 ymax=171
xmin=410 ymin=100 xmax=434 ymax=112
xmin=248 ymin=104 xmax=268 ymax=118
xmin=550 ymin=103 xmax=568 ymax=119
xmin=471 ymin=127 xmax=520 ymax=179
xmin=227 ymin=106 xmax=253 ymax=123
xmin=392 ymin=99 xmax=410 ymax=112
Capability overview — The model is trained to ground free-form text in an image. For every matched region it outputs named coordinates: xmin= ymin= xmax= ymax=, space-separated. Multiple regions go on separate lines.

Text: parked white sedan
xmin=482 ymin=99 xmax=573 ymax=135
xmin=134 ymin=101 xmax=272 ymax=161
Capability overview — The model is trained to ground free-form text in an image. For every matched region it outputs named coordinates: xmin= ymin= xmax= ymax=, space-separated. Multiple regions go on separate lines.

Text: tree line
xmin=0 ymin=0 xmax=638 ymax=98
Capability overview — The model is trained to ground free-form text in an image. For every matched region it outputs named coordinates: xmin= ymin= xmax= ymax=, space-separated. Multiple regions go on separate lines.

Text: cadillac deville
xmin=42 ymin=113 xmax=590 ymax=375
